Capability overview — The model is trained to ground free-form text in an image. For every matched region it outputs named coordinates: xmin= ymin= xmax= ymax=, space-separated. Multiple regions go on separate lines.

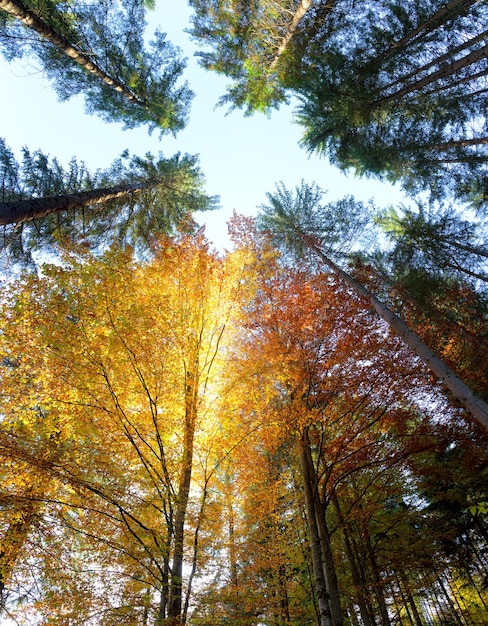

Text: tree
xmin=375 ymin=202 xmax=488 ymax=285
xmin=0 ymin=235 xmax=248 ymax=623
xmin=0 ymin=0 xmax=192 ymax=132
xmin=0 ymin=138 xmax=217 ymax=265
xmin=257 ymin=181 xmax=488 ymax=430
xmin=189 ymin=0 xmax=487 ymax=195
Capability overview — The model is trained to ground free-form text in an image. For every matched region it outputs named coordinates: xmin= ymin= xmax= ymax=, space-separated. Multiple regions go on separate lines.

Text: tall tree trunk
xmin=303 ymin=236 xmax=488 ymax=430
xmin=378 ymin=29 xmax=488 ymax=94
xmin=268 ymin=0 xmax=314 ymax=70
xmin=331 ymin=492 xmax=374 ymax=626
xmin=363 ymin=527 xmax=391 ymax=626
xmin=0 ymin=0 xmax=147 ymax=108
xmin=373 ymin=43 xmax=488 ymax=108
xmin=315 ymin=499 xmax=344 ymax=626
xmin=167 ymin=365 xmax=199 ymax=623
xmin=299 ymin=428 xmax=333 ymax=626
xmin=423 ymin=67 xmax=488 ymax=96
xmin=0 ymin=180 xmax=157 ymax=225
xmin=397 ymin=570 xmax=424 ymax=626
xmin=418 ymin=136 xmax=488 ymax=152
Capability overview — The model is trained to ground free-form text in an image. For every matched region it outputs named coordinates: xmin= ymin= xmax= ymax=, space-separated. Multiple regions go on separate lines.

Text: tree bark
xmin=0 ymin=0 xmax=147 ymax=108
xmin=316 ymin=504 xmax=344 ymax=626
xmin=304 ymin=237 xmax=488 ymax=430
xmin=167 ymin=364 xmax=199 ymax=623
xmin=268 ymin=0 xmax=315 ymax=70
xmin=0 ymin=181 xmax=157 ymax=225
xmin=299 ymin=428 xmax=333 ymax=626
xmin=373 ymin=43 xmax=488 ymax=108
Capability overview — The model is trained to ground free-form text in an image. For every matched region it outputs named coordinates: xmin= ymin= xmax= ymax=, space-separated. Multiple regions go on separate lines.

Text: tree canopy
xmin=0 ymin=138 xmax=217 ymax=266
xmin=0 ymin=0 xmax=192 ymax=132
xmin=1 ymin=2 xmax=487 ymax=625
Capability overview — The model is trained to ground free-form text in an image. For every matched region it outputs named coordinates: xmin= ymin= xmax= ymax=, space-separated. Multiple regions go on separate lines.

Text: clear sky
xmin=1 ymin=1 xmax=407 ymax=249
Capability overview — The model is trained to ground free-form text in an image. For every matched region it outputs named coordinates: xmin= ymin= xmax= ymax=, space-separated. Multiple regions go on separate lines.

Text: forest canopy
xmin=0 ymin=1 xmax=487 ymax=625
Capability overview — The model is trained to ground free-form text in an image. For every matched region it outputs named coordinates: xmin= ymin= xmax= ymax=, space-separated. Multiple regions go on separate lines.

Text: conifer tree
xmin=0 ymin=0 xmax=192 ymax=132
xmin=258 ymin=181 xmax=488 ymax=430
xmin=0 ymin=139 xmax=217 ymax=264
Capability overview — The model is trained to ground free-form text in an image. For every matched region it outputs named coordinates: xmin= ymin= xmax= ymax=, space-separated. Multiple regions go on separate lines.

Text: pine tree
xmin=0 ymin=0 xmax=192 ymax=132
xmin=0 ymin=139 xmax=217 ymax=264
xmin=257 ymin=181 xmax=488 ymax=430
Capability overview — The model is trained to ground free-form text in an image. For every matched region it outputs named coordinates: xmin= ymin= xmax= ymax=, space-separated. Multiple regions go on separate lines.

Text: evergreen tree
xmin=0 ymin=0 xmax=192 ymax=132
xmin=257 ymin=181 xmax=488 ymax=429
xmin=0 ymin=138 xmax=217 ymax=265
xmin=189 ymin=0 xmax=487 ymax=196
xmin=376 ymin=202 xmax=488 ymax=286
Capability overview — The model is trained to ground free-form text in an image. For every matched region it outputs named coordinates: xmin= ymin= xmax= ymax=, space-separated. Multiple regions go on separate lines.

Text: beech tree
xmin=0 ymin=0 xmax=192 ymax=132
xmin=225 ymin=218 xmax=481 ymax=626
xmin=0 ymin=235 xmax=249 ymax=623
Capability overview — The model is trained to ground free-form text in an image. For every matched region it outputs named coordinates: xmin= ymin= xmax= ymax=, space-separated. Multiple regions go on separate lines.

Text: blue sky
xmin=1 ymin=1 xmax=406 ymax=249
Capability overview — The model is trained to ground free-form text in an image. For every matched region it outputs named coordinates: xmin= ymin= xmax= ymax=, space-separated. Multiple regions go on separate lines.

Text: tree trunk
xmin=315 ymin=501 xmax=344 ymax=626
xmin=0 ymin=181 xmax=156 ymax=225
xmin=419 ymin=136 xmax=488 ymax=152
xmin=373 ymin=43 xmax=488 ymax=108
xmin=167 ymin=365 xmax=199 ymax=623
xmin=0 ymin=0 xmax=147 ymax=108
xmin=363 ymin=527 xmax=391 ymax=626
xmin=423 ymin=66 xmax=488 ymax=96
xmin=299 ymin=428 xmax=333 ymax=626
xmin=268 ymin=0 xmax=314 ymax=70
xmin=304 ymin=237 xmax=488 ymax=430
xmin=378 ymin=29 xmax=488 ymax=94
xmin=331 ymin=492 xmax=374 ymax=626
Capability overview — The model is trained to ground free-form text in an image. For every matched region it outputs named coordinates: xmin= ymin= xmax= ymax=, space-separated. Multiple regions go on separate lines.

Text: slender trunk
xmin=363 ymin=527 xmax=391 ymax=626
xmin=268 ymin=0 xmax=315 ymax=70
xmin=378 ymin=29 xmax=488 ymax=94
xmin=0 ymin=180 xmax=157 ymax=226
xmin=443 ymin=259 xmax=488 ymax=283
xmin=167 ymin=365 xmax=199 ymax=623
xmin=421 ymin=66 xmax=488 ymax=96
xmin=182 ymin=479 xmax=209 ymax=624
xmin=394 ymin=576 xmax=414 ymax=625
xmin=0 ymin=0 xmax=147 ymax=108
xmin=436 ymin=576 xmax=463 ymax=626
xmin=315 ymin=501 xmax=344 ymax=626
xmin=331 ymin=492 xmax=374 ymax=626
xmin=370 ymin=0 xmax=480 ymax=66
xmin=278 ymin=562 xmax=291 ymax=624
xmin=303 ymin=237 xmax=488 ymax=430
xmin=397 ymin=571 xmax=424 ymax=626
xmin=419 ymin=136 xmax=488 ymax=152
xmin=299 ymin=428 xmax=333 ymax=626
xmin=155 ymin=555 xmax=170 ymax=625
xmin=228 ymin=499 xmax=238 ymax=588
xmin=373 ymin=43 xmax=488 ymax=108
xmin=423 ymin=234 xmax=488 ymax=261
